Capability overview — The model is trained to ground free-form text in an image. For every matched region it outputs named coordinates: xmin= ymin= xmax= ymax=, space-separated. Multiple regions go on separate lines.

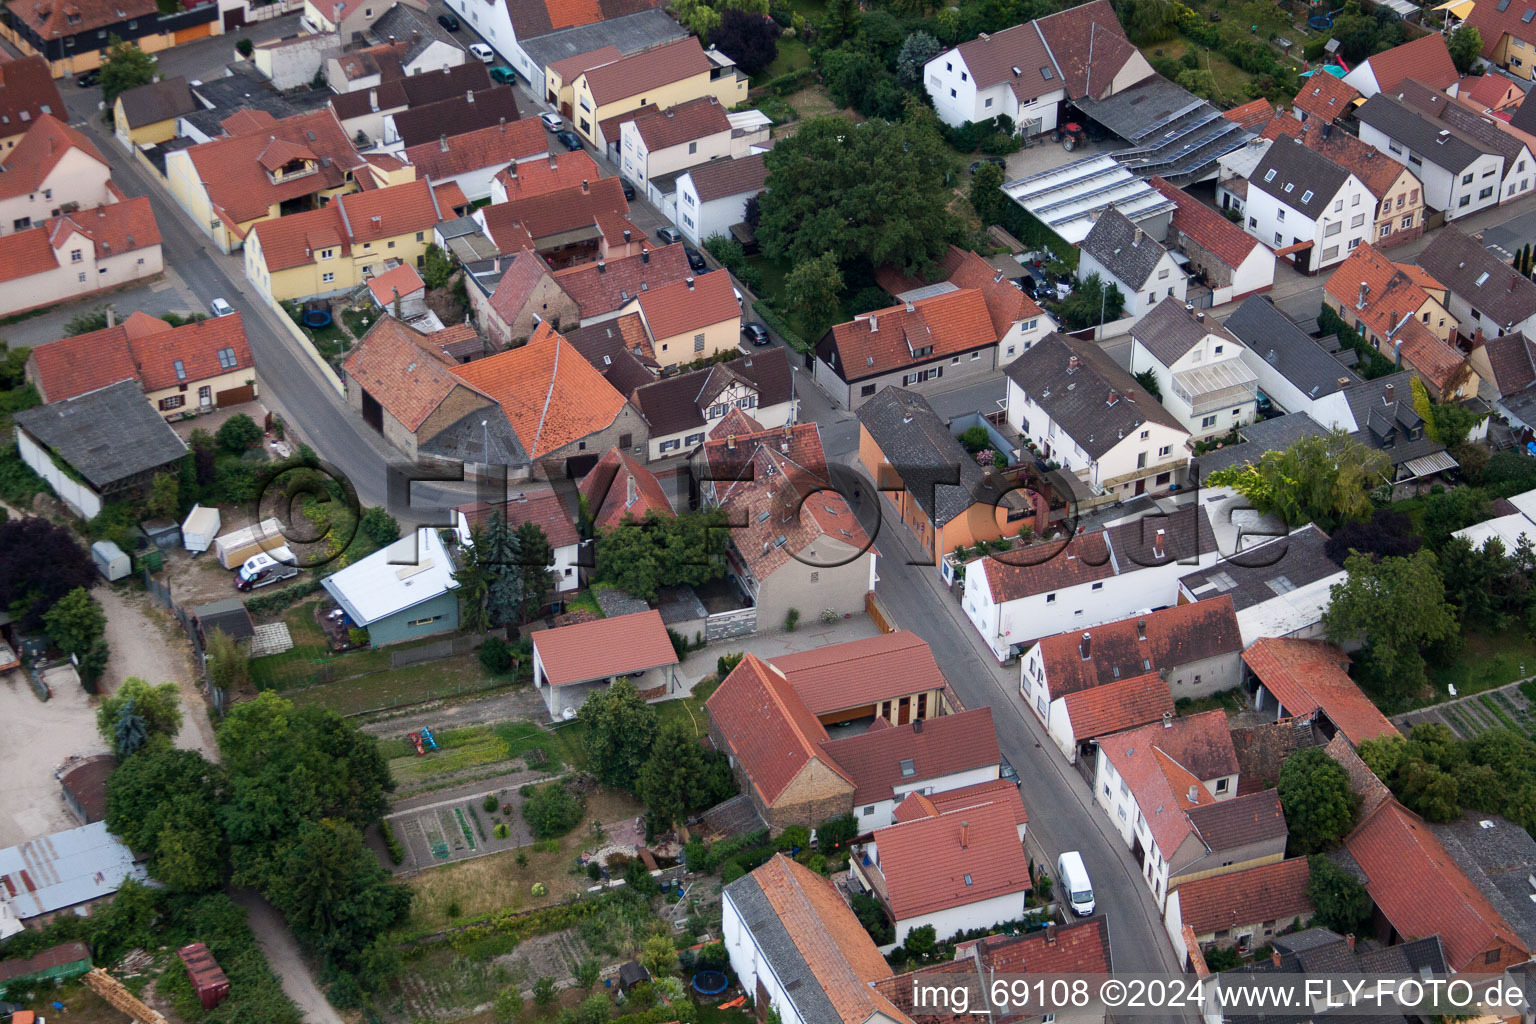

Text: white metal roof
xmin=0 ymin=821 xmax=148 ymax=920
xmin=1002 ymin=154 xmax=1175 ymax=244
xmin=727 ymin=109 xmax=771 ymax=132
xmin=895 ymin=281 xmax=960 ymax=303
xmin=321 ymin=528 xmax=459 ymax=626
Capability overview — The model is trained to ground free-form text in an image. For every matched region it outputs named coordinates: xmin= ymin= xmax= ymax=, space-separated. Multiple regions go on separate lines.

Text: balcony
xmin=1171 ymin=359 xmax=1259 ymax=416
xmin=849 ymin=843 xmax=890 ymax=909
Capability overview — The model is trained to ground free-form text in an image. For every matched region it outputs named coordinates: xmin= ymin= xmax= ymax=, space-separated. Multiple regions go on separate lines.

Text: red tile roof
xmin=27 ymin=320 xmax=141 ymax=400
xmin=552 ymin=242 xmax=691 ymax=319
xmin=453 ymin=487 xmax=581 ymax=548
xmin=46 ymin=196 xmax=159 ymax=262
xmin=1260 ymin=115 xmax=1419 ymax=199
xmin=871 ymin=798 xmax=1031 ymax=919
xmin=342 ymin=316 xmax=475 ymax=430
xmin=1224 ymin=98 xmax=1277 ymax=131
xmin=1293 ymin=73 xmax=1361 ymax=123
xmin=531 ymin=608 xmax=677 ymax=685
xmin=403 ymin=117 xmax=548 ymax=179
xmin=1061 ymin=672 xmax=1175 ymax=741
xmin=1095 ymin=710 xmax=1237 ymax=855
xmin=487 ymin=248 xmax=557 ymax=326
xmin=1034 ymin=0 xmax=1140 ymax=100
xmin=1465 ymin=0 xmax=1536 ymax=59
xmin=770 ymin=631 xmax=949 ymax=717
xmin=1393 ymin=316 xmax=1469 ymax=393
xmin=30 ymin=311 xmax=253 ymax=402
xmin=703 ymin=420 xmax=828 ymax=485
xmin=820 ymin=707 xmax=1000 ymax=806
xmin=1460 ymin=72 xmax=1522 ymax=111
xmin=894 ymin=778 xmax=1028 ymax=826
xmin=1359 ymin=34 xmax=1460 ymax=93
xmin=0 ymin=114 xmax=105 ymax=202
xmin=635 ymin=268 xmax=738 ymax=340
xmin=503 ymin=0 xmax=668 ymax=41
xmin=547 ymin=45 xmax=623 ymax=83
xmin=183 ymin=109 xmax=364 ymax=229
xmin=1035 ymin=597 xmax=1243 ymax=700
xmin=685 ymin=151 xmax=768 ymax=203
xmin=451 ymin=321 xmax=629 ymax=457
xmin=12 ymin=0 xmax=157 ymax=38
xmin=579 ymin=37 xmax=710 ymax=105
xmin=478 ymin=177 xmax=628 ymax=251
xmin=1346 ymin=799 xmax=1530 ymax=971
xmin=1148 ymin=176 xmax=1263 ymax=269
xmin=368 ymin=263 xmax=426 ymax=305
xmin=1241 ymin=637 xmax=1400 ymax=746
xmin=493 ymin=151 xmax=601 ymax=201
xmin=945 ymin=245 xmax=1045 ymax=337
xmin=576 ymin=445 xmax=673 ymax=529
xmin=823 ymin=287 xmax=997 ymax=381
xmin=0 ymin=58 xmax=62 ymax=135
xmin=250 ymin=178 xmax=442 ymax=272
xmin=130 ymin=314 xmax=252 ymax=392
xmin=707 ymin=654 xmax=851 ymax=804
xmin=1172 ymin=858 xmax=1312 ymax=936
xmin=631 ymin=96 xmax=731 ymax=151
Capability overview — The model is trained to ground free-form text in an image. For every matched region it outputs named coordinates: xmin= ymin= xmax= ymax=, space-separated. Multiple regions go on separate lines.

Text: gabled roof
xmin=823 ymin=288 xmax=997 ymax=384
xmin=1293 ymin=73 xmax=1360 ymax=123
xmin=129 ymin=313 xmax=253 ymax=392
xmin=15 ymin=379 xmax=187 ymax=489
xmin=532 ymin=609 xmax=678 ymax=685
xmin=1060 ymin=671 xmax=1175 ymax=741
xmin=453 ymin=488 xmax=580 ymax=548
xmin=1241 ymin=637 xmax=1400 ymax=746
xmin=1323 ymin=241 xmax=1437 ymax=338
xmin=631 ymin=96 xmax=731 ymax=151
xmin=1482 ymin=330 xmax=1536 ymax=395
xmin=10 ymin=0 xmax=157 ymax=39
xmin=942 ymin=245 xmax=1046 ymax=336
xmin=1149 ymin=176 xmax=1263 ymax=271
xmin=485 ymin=248 xmax=558 ymax=328
xmin=1355 ymin=94 xmax=1483 ymax=173
xmin=630 ymin=347 xmax=790 ymax=438
xmin=0 ymin=821 xmax=147 ymax=920
xmin=1033 ymin=0 xmax=1143 ymax=100
xmin=0 ymin=114 xmax=106 ymax=202
xmin=634 ymin=268 xmax=738 ymax=339
xmin=331 ymin=61 xmax=491 ymax=122
xmin=576 ymin=445 xmax=673 ymax=529
xmin=30 ymin=308 xmax=251 ymax=403
xmin=329 ymin=41 xmax=405 ymax=83
xmin=893 ymin=778 xmax=1027 ymax=827
xmin=1224 ymin=98 xmax=1277 ymax=131
xmin=478 ymin=177 xmax=629 ymax=251
xmin=1249 ymin=136 xmax=1351 ymax=219
xmin=390 ymin=87 xmax=522 ymax=150
xmin=341 ymin=316 xmax=489 ymax=430
xmin=369 ymin=2 xmax=461 ymax=63
xmin=1173 ymin=858 xmax=1312 ymax=936
xmin=1035 ymin=596 xmax=1243 ymax=700
xmin=552 ymin=242 xmax=691 ymax=318
xmin=493 ymin=150 xmax=601 ymax=201
xmin=770 ymin=630 xmax=950 ymax=717
xmin=578 ymin=37 xmax=711 ymax=106
xmin=250 ymin=178 xmax=442 ymax=272
xmin=1357 ymin=34 xmax=1460 ymax=93
xmin=1187 ymin=789 xmax=1288 ymax=850
xmin=1179 ymin=524 xmax=1342 ymax=612
xmin=322 ymin=527 xmax=460 ymax=626
xmin=1225 ymin=296 xmax=1362 ymax=399
xmin=1391 ymin=78 xmax=1530 ymax=167
xmin=871 ymin=798 xmax=1031 ymax=920
xmin=403 ymin=117 xmax=548 ymax=179
xmin=0 ymin=217 xmax=58 ymax=284
xmin=1460 ymin=72 xmax=1523 ymax=111
xmin=1346 ymin=799 xmax=1531 ymax=971
xmin=820 ymin=707 xmax=1001 ymax=806
xmin=0 ymin=56 xmax=62 ymax=134
xmin=501 ymin=0 xmax=668 ymax=43
xmin=1418 ymin=226 xmax=1536 ymax=329
xmin=1259 ymin=115 xmax=1419 ymax=199
xmin=1468 ymin=0 xmax=1536 ymax=60
xmin=1003 ymin=330 xmax=1185 ymax=458
xmin=1131 ymin=296 xmax=1242 ymax=367
xmin=565 ymin=313 xmax=658 ymax=393
xmin=368 ymin=263 xmax=426 ymax=306
xmin=855 ymin=386 xmax=1000 ymax=529
xmin=1095 ymin=709 xmax=1238 ymax=855
xmin=451 ymin=321 xmax=629 ymax=458
xmin=707 ymin=654 xmax=851 ymax=804
xmin=547 ymin=44 xmax=623 ymax=82
xmin=1081 ymin=206 xmax=1172 ymax=287
xmin=46 ymin=195 xmax=159 ymax=262
xmin=684 ymin=151 xmax=768 ymax=203
xmin=954 ymin=21 xmax=1059 ymax=93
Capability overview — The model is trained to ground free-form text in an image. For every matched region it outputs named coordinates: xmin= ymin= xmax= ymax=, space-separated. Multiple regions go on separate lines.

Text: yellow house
xmin=570 ymin=36 xmax=746 ymax=148
xmin=164 ymin=108 xmax=369 ymax=253
xmin=544 ymin=45 xmax=622 ymax=119
xmin=0 ymin=58 xmax=64 ymax=154
xmin=245 ymin=179 xmax=450 ymax=302
xmin=0 ymin=0 xmax=220 ymax=79
xmin=113 ymin=77 xmax=199 ymax=150
xmin=623 ymin=269 xmax=741 ymax=369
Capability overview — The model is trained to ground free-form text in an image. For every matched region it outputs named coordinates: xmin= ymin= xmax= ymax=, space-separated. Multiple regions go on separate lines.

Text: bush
xmin=215 ymin=413 xmax=263 ymax=455
xmin=493 ymin=823 xmax=510 ymax=839
xmin=244 ymin=578 xmax=323 ymax=617
xmin=784 ymin=607 xmax=800 ymax=632
xmin=359 ymin=505 xmax=400 ymax=547
xmin=235 ymin=36 xmax=254 ymax=56
xmin=480 ymin=636 xmax=513 ymax=674
xmin=717 ymin=651 xmax=745 ymax=677
xmin=523 ymin=781 xmax=583 ymax=838
xmin=483 ymin=793 xmax=499 ymax=813
xmin=380 ymin=820 xmax=404 ymax=865
xmin=720 ymin=860 xmax=746 ymax=883
xmin=752 ymin=301 xmax=810 ymax=352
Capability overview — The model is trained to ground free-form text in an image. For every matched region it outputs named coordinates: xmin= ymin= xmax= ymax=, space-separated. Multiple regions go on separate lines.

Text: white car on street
xmin=469 ymin=43 xmax=495 ymax=62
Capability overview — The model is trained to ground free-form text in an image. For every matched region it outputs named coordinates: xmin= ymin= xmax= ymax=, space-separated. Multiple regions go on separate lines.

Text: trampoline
xmin=692 ymin=971 xmax=729 ymax=996
xmin=301 ymin=309 xmax=333 ymax=329
xmin=1307 ymin=12 xmax=1333 ymax=29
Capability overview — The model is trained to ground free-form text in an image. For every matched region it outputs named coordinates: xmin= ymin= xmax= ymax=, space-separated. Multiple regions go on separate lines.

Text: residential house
xmin=473 ymin=177 xmax=636 ymax=263
xmin=1163 ymin=858 xmax=1313 ymax=969
xmin=1244 ymin=136 xmax=1376 ymax=273
xmin=875 ymin=244 xmax=1054 ymax=365
xmin=1227 ymin=297 xmax=1362 ymax=416
xmin=467 ymin=249 xmax=573 ymax=348
xmin=321 ymin=527 xmax=459 ymax=646
xmin=1147 ymin=177 xmax=1276 ymax=305
xmin=400 ymin=118 xmax=548 ymax=201
xmin=1344 ymin=798 xmax=1532 ymax=972
xmin=1470 ymin=331 xmax=1536 ymax=431
xmin=452 ymin=488 xmax=581 ymax=595
xmin=0 ymin=822 xmax=147 ymax=935
xmin=28 ymin=308 xmax=253 ymax=415
xmin=1417 ymin=226 xmax=1536 ymax=338
xmin=622 ymin=269 xmax=740 ymax=369
xmin=531 ymin=609 xmax=679 ymax=717
xmin=1078 ymin=207 xmax=1187 ymax=318
xmin=565 ymin=313 xmax=657 ymax=397
xmin=329 ymin=61 xmax=490 ymax=145
xmin=767 ymin=630 xmax=963 ymax=729
xmin=367 ymin=263 xmax=428 ymax=320
xmin=1241 ymin=638 xmax=1400 ymax=748
xmin=165 ymin=108 xmax=367 ymax=253
xmin=1428 ymin=812 xmax=1536 ymax=954
xmin=1004 ymin=331 xmax=1192 ymax=499
xmin=569 ymin=38 xmax=745 ymax=150
xmin=722 ymin=855 xmax=914 ymax=1024
xmin=1355 ymin=94 xmax=1504 ymax=219
xmin=1341 ymin=34 xmax=1461 ymax=98
xmin=1019 ymin=598 xmax=1244 ymax=762
xmin=1458 ymin=71 xmax=1525 ymax=113
xmin=545 ymin=46 xmax=622 ymax=116
xmin=1191 ymin=412 xmax=1332 ymax=490
xmin=856 ymin=387 xmax=1032 ymax=568
xmin=619 ymin=96 xmax=733 ymax=193
xmin=850 ymin=786 xmax=1031 ymax=948
xmin=0 ymin=197 xmax=162 ymax=316
xmin=1292 ymin=74 xmax=1360 ymax=125
xmin=14 ymin=379 xmax=188 ymax=519
xmin=1177 ymin=525 xmax=1347 ymax=645
xmin=1127 ymin=299 xmax=1258 ymax=440
xmin=382 ymin=86 xmax=521 ymax=150
xmin=361 ymin=3 xmax=464 ymax=77
xmin=577 ymin=444 xmax=671 ymax=529
xmin=1465 ymin=0 xmax=1536 ymax=82
xmin=488 ymin=150 xmax=601 ymax=205
xmin=1223 ymin=98 xmax=1277 ymax=132
xmin=630 ymin=347 xmax=793 ymax=459
xmin=0 ymin=56 xmax=62 ymax=156
xmin=815 ymin=288 xmax=999 ymax=410
xmin=112 ymin=75 xmax=196 ymax=150
xmin=0 ymin=114 xmax=111 ymax=236
xmin=706 ymin=652 xmax=1001 ymax=828
xmin=1095 ymin=710 xmax=1287 ymax=908
xmin=1390 ymin=79 xmax=1536 ymax=208
xmin=675 ymin=152 xmax=766 ymax=246
xmin=302 ymin=0 xmax=425 ymax=38
xmin=550 ymin=240 xmax=691 ymax=323
xmin=1327 ymin=372 xmax=1460 ymax=495
xmin=1258 ymin=116 xmax=1427 ymax=249
xmin=961 ymin=503 xmax=1221 ymax=661
xmin=699 ymin=422 xmax=875 ymax=636
xmin=324 ymin=41 xmax=407 ymax=95
xmin=440 ymin=0 xmax=671 ymax=87
xmin=0 ymin=0 xmax=218 ymax=77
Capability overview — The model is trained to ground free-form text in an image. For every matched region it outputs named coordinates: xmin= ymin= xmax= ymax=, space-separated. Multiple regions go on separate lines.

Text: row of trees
xmin=592 ymin=509 xmax=729 ymax=603
xmin=453 ymin=511 xmax=556 ymax=633
xmin=1359 ymin=723 xmax=1536 ymax=834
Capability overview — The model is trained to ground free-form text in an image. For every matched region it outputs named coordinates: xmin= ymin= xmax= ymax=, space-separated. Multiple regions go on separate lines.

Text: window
xmin=1352 ymin=193 xmax=1360 ymax=206
xmin=694 ymin=333 xmax=705 ymax=352
xmin=1333 ymin=198 xmax=1343 ymax=212
xmin=659 ymin=439 xmax=681 ymax=452
xmin=1137 ymin=452 xmax=1147 ymax=469
xmin=1276 ymin=209 xmax=1286 ymax=222
xmin=69 ymin=248 xmax=82 ymax=263
xmin=1140 ymin=430 xmax=1149 ymax=439
xmin=1325 ymin=220 xmax=1341 ymax=236
xmin=322 ymin=272 xmax=335 ymax=283
xmin=416 ymin=231 xmax=424 ymax=242
xmin=1248 ymin=216 xmax=1257 ymax=228
xmin=984 ymin=97 xmax=993 ymax=108
xmin=952 ymin=355 xmax=960 ymax=365
xmin=160 ymin=395 xmax=184 ymax=410
xmin=1463 ymin=172 xmax=1475 ymax=185
xmin=408 ymin=614 xmax=443 ymax=627
xmin=860 ymin=383 xmax=876 ymax=397
xmin=950 ymin=88 xmax=957 ymax=98
xmin=1486 ymin=950 xmax=1501 ymax=965
xmin=173 ymin=359 xmax=186 ymax=382
xmin=11 ymin=218 xmax=28 ymax=231
xmin=1485 ymin=166 xmax=1498 ymax=177
xmin=1214 ymin=345 xmax=1223 ymax=354
xmin=1410 ymin=189 xmax=1418 ymax=203
xmin=685 ymin=432 xmax=704 ymax=445
xmin=863 ymin=805 xmax=876 ymax=816
xmin=929 ymin=74 xmax=941 ymax=87
xmin=387 ymin=240 xmax=395 ymax=248
xmin=1215 ymin=778 xmax=1229 ymax=793
xmin=619 ymin=433 xmax=632 ymax=448
xmin=899 ymin=758 xmax=916 ymax=778
xmin=1264 ymin=168 xmax=1277 ymax=182
xmin=971 ymin=351 xmax=981 ymax=360
xmin=1351 ymin=213 xmax=1365 ymax=228
xmin=1300 ymin=189 xmax=1313 ymax=204
xmin=1380 ymin=223 xmax=1392 ymax=238
xmin=1348 ymin=238 xmax=1360 ymax=250
xmin=1461 ymin=195 xmax=1473 ymax=207
xmin=77 ymin=272 xmax=85 ymax=283
xmin=1402 ymin=215 xmax=1414 ymax=229
xmin=1481 ymin=186 xmax=1496 ymax=199
xmin=319 ymin=248 xmax=333 ymax=259
xmin=1397 ymin=195 xmax=1405 ymax=209
xmin=1091 ymin=582 xmax=1103 ymax=590
xmin=1158 ymin=268 xmax=1169 ymax=279
xmin=1158 ymin=445 xmax=1171 ymax=457
xmin=1201 ymin=414 xmax=1217 ymax=428
xmin=1389 ymin=141 xmax=1403 ymax=155
xmin=1409 ymin=154 xmax=1422 ymax=167
xmin=946 ymin=61 xmax=952 ymax=71
xmin=1045 ymin=593 xmax=1056 ymax=604
xmin=687 ymin=141 xmax=697 ymax=155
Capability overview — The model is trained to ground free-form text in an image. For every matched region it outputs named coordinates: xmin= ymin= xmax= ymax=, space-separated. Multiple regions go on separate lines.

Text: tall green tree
xmin=1420 ymin=486 xmax=1493 ymax=550
xmin=1447 ymin=25 xmax=1483 ymax=74
xmin=593 ymin=510 xmax=727 ymax=601
xmin=757 ymin=116 xmax=957 ymax=274
xmin=0 ymin=516 xmax=96 ymax=630
xmin=896 ymin=31 xmax=942 ymax=86
xmin=99 ymin=37 xmax=156 ymax=106
xmin=968 ymin=162 xmax=1010 ymax=227
xmin=105 ymin=741 xmax=228 ymax=892
xmin=514 ymin=521 xmax=555 ymax=622
xmin=577 ymin=678 xmax=659 ymax=792
xmin=1206 ymin=429 xmax=1391 ymax=530
xmin=452 ymin=526 xmax=493 ymax=633
xmin=1052 ymin=273 xmax=1126 ymax=330
xmin=1278 ymin=748 xmax=1358 ymax=854
xmin=97 ymin=678 xmax=182 ymax=750
xmin=1324 ymin=550 xmax=1459 ymax=699
xmin=1306 ymin=855 xmax=1371 ymax=933
xmin=206 ymin=629 xmax=251 ymax=699
xmin=638 ymin=719 xmax=736 ymax=834
xmin=481 ymin=512 xmax=524 ymax=628
xmin=43 ymin=587 xmax=106 ymax=675
xmin=784 ymin=252 xmax=845 ymax=338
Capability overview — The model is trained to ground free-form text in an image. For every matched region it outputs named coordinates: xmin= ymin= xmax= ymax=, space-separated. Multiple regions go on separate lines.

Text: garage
xmin=216 ymin=384 xmax=256 ymax=406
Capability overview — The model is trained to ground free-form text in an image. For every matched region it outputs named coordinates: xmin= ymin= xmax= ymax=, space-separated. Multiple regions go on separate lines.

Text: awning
xmin=1433 ymin=0 xmax=1474 ymax=17
xmin=1403 ymin=450 xmax=1460 ymax=478
xmin=1274 ymin=240 xmax=1314 ymax=257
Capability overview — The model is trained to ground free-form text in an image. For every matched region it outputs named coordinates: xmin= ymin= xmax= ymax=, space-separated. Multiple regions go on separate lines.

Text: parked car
xmin=1000 ymin=756 xmax=1018 ymax=782
xmin=556 ymin=129 xmax=583 ymax=151
xmin=742 ymin=322 xmax=770 ymax=346
xmin=683 ymin=245 xmax=706 ymax=272
xmin=75 ymin=69 xmax=101 ymax=88
xmin=490 ymin=66 xmax=517 ymax=84
xmin=210 ymin=297 xmax=235 ymax=317
xmin=1056 ymin=851 xmax=1095 ymax=916
xmin=655 ymin=226 xmax=682 ymax=245
xmin=436 ymin=11 xmax=460 ymax=29
xmin=969 ymin=156 xmax=1006 ymax=174
xmin=620 ymin=178 xmax=636 ymax=200
xmin=235 ymin=548 xmax=299 ymax=591
xmin=539 ymin=111 xmax=564 ymax=131
xmin=469 ymin=43 xmax=494 ymax=62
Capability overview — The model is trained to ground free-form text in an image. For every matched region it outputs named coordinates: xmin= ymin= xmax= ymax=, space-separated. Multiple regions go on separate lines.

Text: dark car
xmin=76 ymin=69 xmax=101 ymax=88
xmin=620 ymin=178 xmax=635 ymax=200
xmin=436 ymin=11 xmax=460 ymax=30
xmin=655 ymin=226 xmax=683 ymax=245
xmin=555 ymin=129 xmax=582 ymax=151
xmin=683 ymin=245 xmax=706 ymax=272
xmin=969 ymin=156 xmax=1006 ymax=174
xmin=742 ymin=322 xmax=770 ymax=346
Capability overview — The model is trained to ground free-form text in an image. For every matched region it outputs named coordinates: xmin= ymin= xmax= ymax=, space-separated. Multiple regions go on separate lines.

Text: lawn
xmin=563 ymin=588 xmax=603 ymax=618
xmin=1140 ymin=37 xmax=1255 ymax=107
xmin=756 ymin=36 xmax=811 ymax=84
xmin=286 ymin=653 xmax=516 ymax=716
xmin=1424 ymin=629 xmax=1536 ymax=706
xmin=379 ymin=720 xmax=579 ymax=786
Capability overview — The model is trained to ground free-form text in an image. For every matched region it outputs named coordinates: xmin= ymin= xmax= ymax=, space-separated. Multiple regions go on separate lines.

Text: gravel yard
xmin=0 ymin=666 xmax=111 ymax=847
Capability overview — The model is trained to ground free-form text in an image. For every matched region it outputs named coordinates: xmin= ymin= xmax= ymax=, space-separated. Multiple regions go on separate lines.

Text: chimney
xmin=1133 ymin=227 xmax=1143 ymax=246
xmin=869 ymin=315 xmax=878 ymax=332
xmin=1384 ymin=381 xmax=1396 ymax=404
xmin=905 ymin=301 xmax=915 ymax=313
xmin=641 ymin=247 xmax=650 ymax=263
xmin=1067 ymin=354 xmax=1081 ymax=373
xmin=960 ymin=821 xmax=970 ymax=849
xmin=509 ymin=161 xmax=517 ymax=178
xmin=1345 ymin=934 xmax=1356 ymax=951
xmin=687 ymin=276 xmax=695 ymax=290
xmin=370 ymin=88 xmax=379 ymax=110
xmin=597 ymin=259 xmax=606 ymax=274
xmin=106 ymin=307 xmax=115 ymax=327
xmin=393 ymin=287 xmax=401 ymax=318
xmin=1271 ymin=949 xmax=1283 ymax=967
xmin=994 ymin=269 xmax=1004 ymax=283
xmin=1106 ymin=389 xmax=1119 ymax=407
xmin=1137 ymin=618 xmax=1147 ymax=640
xmin=440 ymin=133 xmax=449 ymax=152
xmin=1195 ymin=311 xmax=1204 ymax=322
xmin=499 ymin=117 xmax=505 ymax=131
xmin=623 ymin=228 xmax=631 ymax=243
xmin=1080 ymin=632 xmax=1092 ymax=660
xmin=1045 ymin=923 xmax=1057 ymax=946
xmin=726 ymin=434 xmax=736 ymax=450
xmin=372 ymin=215 xmax=381 ymax=227
xmin=913 ymin=717 xmax=923 ymax=733
xmin=626 ymin=474 xmax=637 ymax=506
xmin=1357 ymin=281 xmax=1369 ymax=308
xmin=1163 ymin=711 xmax=1173 ymax=729
xmin=1152 ymin=529 xmax=1165 ymax=559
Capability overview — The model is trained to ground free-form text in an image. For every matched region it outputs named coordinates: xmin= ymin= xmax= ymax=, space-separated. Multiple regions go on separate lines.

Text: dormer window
xmin=217 ymin=347 xmax=237 ymax=369
xmin=899 ymin=758 xmax=916 ymax=778
xmin=173 ymin=359 xmax=186 ymax=381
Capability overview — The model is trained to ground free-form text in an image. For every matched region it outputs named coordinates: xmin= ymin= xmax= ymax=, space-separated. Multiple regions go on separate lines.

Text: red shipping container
xmin=178 ymin=942 xmax=230 ymax=1010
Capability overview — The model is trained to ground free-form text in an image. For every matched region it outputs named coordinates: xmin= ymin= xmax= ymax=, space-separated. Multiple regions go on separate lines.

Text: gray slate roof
xmin=1355 ymin=93 xmax=1484 ymax=173
xmin=1192 ymin=411 xmax=1330 ymax=477
xmin=1341 ymin=371 xmax=1447 ymax=469
xmin=1428 ymin=813 xmax=1536 ymax=951
xmin=518 ymin=9 xmax=687 ymax=78
xmin=1080 ymin=206 xmax=1170 ymax=288
xmin=14 ymin=380 xmax=188 ymax=490
xmin=1131 ymin=296 xmax=1241 ymax=368
xmin=186 ymin=64 xmax=332 ymax=136
xmin=370 ymin=2 xmax=462 ymax=63
xmin=1392 ymin=79 xmax=1528 ymax=167
xmin=116 ymin=76 xmax=197 ymax=128
xmin=1249 ymin=135 xmax=1351 ymax=219
xmin=722 ymin=873 xmax=845 ymax=1024
xmin=1224 ymin=296 xmax=1361 ymax=400
xmin=855 ymin=387 xmax=990 ymax=527
xmin=1178 ymin=524 xmax=1340 ymax=611
xmin=1004 ymin=330 xmax=1186 ymax=459
xmin=630 ymin=348 xmax=791 ymax=437
xmin=1417 ymin=227 xmax=1536 ymax=331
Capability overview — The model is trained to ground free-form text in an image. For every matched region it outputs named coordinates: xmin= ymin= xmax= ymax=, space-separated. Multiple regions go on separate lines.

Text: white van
xmin=1056 ymin=851 xmax=1095 ymax=916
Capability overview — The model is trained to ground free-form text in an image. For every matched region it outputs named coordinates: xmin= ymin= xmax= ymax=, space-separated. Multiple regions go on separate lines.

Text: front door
xmin=1134 ymin=477 xmax=1146 ymax=496
xmin=898 ymin=696 xmax=911 ymax=725
xmin=198 ymin=385 xmax=212 ymax=410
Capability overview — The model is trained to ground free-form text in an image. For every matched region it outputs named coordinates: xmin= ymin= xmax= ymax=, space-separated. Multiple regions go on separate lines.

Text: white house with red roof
xmin=1162 ymin=857 xmax=1312 ymax=967
xmin=1240 ymin=637 xmax=1400 ymax=749
xmin=1341 ymin=33 xmax=1461 ymax=99
xmin=0 ymin=114 xmax=113 ymax=238
xmin=1147 ymin=177 xmax=1275 ymax=306
xmin=0 ymin=197 xmax=161 ymax=317
xmin=530 ymin=609 xmax=679 ymax=717
xmin=451 ymin=488 xmax=582 ymax=597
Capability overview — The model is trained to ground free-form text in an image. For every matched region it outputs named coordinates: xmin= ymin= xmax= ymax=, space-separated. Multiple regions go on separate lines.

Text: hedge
xmin=244 ymin=577 xmax=324 ymax=617
xmin=380 ymin=819 xmax=404 ymax=865
xmin=996 ymin=201 xmax=1077 ymax=270
xmin=753 ymin=302 xmax=812 ymax=353
xmin=759 ymin=66 xmax=816 ymax=96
